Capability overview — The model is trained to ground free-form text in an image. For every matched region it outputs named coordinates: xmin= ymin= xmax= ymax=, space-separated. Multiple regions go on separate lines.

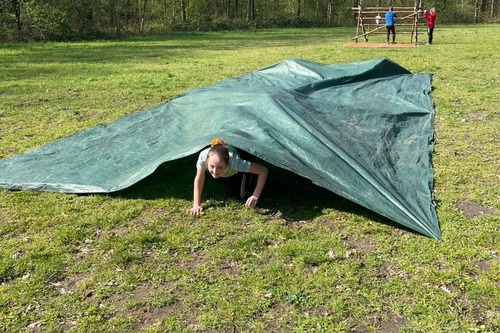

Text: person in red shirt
xmin=423 ymin=7 xmax=437 ymax=45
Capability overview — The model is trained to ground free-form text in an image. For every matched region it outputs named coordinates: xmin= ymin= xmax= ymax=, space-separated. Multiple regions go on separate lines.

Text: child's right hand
xmin=189 ymin=206 xmax=203 ymax=216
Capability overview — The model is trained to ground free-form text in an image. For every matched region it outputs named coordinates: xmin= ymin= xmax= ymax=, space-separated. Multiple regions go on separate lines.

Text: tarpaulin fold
xmin=0 ymin=58 xmax=441 ymax=239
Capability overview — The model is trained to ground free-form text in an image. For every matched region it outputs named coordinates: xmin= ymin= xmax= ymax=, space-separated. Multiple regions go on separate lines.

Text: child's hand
xmin=245 ymin=195 xmax=259 ymax=208
xmin=189 ymin=206 xmax=203 ymax=216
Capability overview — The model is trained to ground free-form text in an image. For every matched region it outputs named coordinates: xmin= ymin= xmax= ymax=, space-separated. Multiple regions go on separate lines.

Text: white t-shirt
xmin=196 ymin=146 xmax=251 ymax=177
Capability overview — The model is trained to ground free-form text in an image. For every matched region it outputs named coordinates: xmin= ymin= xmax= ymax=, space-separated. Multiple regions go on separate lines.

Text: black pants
xmin=427 ymin=27 xmax=434 ymax=44
xmin=386 ymin=25 xmax=396 ymax=43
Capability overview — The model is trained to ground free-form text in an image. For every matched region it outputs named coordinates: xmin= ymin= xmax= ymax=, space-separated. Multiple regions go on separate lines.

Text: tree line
xmin=1 ymin=0 xmax=498 ymax=41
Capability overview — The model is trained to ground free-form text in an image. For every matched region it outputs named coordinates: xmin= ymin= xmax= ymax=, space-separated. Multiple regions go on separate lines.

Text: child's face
xmin=206 ymin=154 xmax=227 ymax=179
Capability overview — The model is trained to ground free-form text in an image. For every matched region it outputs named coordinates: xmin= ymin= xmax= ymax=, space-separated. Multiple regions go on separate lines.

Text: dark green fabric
xmin=0 ymin=58 xmax=441 ymax=239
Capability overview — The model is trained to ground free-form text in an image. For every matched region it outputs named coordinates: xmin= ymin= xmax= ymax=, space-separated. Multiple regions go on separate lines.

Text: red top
xmin=423 ymin=11 xmax=437 ymax=28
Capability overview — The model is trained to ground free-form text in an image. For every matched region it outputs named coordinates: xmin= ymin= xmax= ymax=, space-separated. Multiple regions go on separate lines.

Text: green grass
xmin=1 ymin=25 xmax=499 ymax=332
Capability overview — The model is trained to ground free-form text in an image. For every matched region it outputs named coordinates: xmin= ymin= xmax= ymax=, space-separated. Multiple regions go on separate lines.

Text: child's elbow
xmin=261 ymin=165 xmax=268 ymax=177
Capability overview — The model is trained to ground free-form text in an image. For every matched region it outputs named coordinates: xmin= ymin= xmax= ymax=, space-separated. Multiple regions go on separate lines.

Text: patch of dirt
xmin=378 ymin=313 xmax=408 ymax=333
xmin=380 ymin=263 xmax=411 ymax=281
xmin=476 ymin=251 xmax=498 ymax=272
xmin=105 ymin=224 xmax=132 ymax=238
xmin=476 ymin=260 xmax=490 ymax=272
xmin=108 ymin=282 xmax=183 ymax=331
xmin=258 ymin=302 xmax=295 ymax=332
xmin=134 ymin=207 xmax=169 ymax=226
xmin=345 ymin=235 xmax=376 ymax=253
xmin=183 ymin=252 xmax=209 ymax=271
xmin=350 ymin=313 xmax=407 ymax=333
xmin=317 ymin=219 xmax=343 ymax=233
xmin=452 ymin=100 xmax=466 ymax=106
xmin=132 ymin=306 xmax=174 ymax=329
xmin=346 ymin=42 xmax=416 ymax=48
xmin=221 ymin=261 xmax=241 ymax=275
xmin=464 ymin=111 xmax=488 ymax=121
xmin=456 ymin=200 xmax=496 ymax=218
xmin=64 ymin=271 xmax=93 ymax=295
xmin=392 ymin=228 xmax=407 ymax=237
xmin=0 ymin=209 xmax=7 ymax=223
xmin=435 ymin=260 xmax=450 ymax=271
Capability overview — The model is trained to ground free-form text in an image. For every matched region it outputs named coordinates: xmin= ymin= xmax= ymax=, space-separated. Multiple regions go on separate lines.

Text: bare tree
xmin=246 ymin=0 xmax=255 ymax=21
xmin=140 ymin=0 xmax=148 ymax=33
xmin=109 ymin=0 xmax=120 ymax=34
xmin=234 ymin=0 xmax=239 ymax=19
xmin=327 ymin=0 xmax=332 ymax=22
xmin=475 ymin=0 xmax=481 ymax=23
xmin=181 ymin=0 xmax=187 ymax=22
xmin=12 ymin=0 xmax=21 ymax=30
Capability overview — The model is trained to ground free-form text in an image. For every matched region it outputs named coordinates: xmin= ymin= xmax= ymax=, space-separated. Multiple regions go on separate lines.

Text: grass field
xmin=0 ymin=25 xmax=499 ymax=332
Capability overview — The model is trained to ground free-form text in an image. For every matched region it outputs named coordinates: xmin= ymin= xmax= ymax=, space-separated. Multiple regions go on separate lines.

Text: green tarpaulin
xmin=0 ymin=58 xmax=441 ymax=239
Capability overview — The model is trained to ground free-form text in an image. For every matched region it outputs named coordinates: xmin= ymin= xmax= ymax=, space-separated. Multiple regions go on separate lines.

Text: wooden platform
xmin=346 ymin=42 xmax=417 ymax=48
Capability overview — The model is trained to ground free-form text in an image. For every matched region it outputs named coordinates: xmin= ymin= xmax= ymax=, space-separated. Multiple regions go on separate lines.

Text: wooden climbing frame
xmin=349 ymin=0 xmax=424 ymax=45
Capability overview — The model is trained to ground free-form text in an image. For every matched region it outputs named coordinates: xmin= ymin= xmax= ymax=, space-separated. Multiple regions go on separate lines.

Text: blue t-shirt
xmin=385 ymin=11 xmax=396 ymax=26
xmin=196 ymin=146 xmax=251 ymax=177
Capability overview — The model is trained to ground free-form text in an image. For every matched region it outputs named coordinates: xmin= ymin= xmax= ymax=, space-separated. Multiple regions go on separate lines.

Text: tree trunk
xmin=13 ymin=0 xmax=21 ymax=30
xmin=109 ymin=0 xmax=120 ymax=34
xmin=327 ymin=0 xmax=332 ymax=22
xmin=475 ymin=0 xmax=479 ymax=23
xmin=181 ymin=0 xmax=187 ymax=22
xmin=226 ymin=0 xmax=231 ymax=18
xmin=492 ymin=0 xmax=496 ymax=18
xmin=140 ymin=0 xmax=148 ymax=33
xmin=296 ymin=0 xmax=301 ymax=17
xmin=246 ymin=0 xmax=255 ymax=21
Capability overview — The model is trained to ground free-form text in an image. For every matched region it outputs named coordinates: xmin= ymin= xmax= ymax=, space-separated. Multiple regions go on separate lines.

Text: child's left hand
xmin=245 ymin=195 xmax=259 ymax=208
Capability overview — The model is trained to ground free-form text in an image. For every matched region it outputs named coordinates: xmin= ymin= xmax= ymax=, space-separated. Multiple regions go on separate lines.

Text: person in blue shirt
xmin=385 ymin=6 xmax=397 ymax=44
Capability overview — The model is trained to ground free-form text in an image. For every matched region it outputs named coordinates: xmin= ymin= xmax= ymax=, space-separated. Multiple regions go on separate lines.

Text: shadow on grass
xmin=0 ymin=28 xmax=352 ymax=67
xmin=113 ymin=154 xmax=412 ymax=234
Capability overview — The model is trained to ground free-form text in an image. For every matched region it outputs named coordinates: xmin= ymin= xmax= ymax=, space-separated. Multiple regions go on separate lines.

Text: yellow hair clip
xmin=210 ymin=138 xmax=227 ymax=147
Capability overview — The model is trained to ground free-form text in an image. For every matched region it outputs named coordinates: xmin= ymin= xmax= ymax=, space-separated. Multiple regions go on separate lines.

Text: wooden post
xmin=355 ymin=4 xmax=360 ymax=42
xmin=349 ymin=1 xmax=421 ymax=45
xmin=412 ymin=0 xmax=418 ymax=44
